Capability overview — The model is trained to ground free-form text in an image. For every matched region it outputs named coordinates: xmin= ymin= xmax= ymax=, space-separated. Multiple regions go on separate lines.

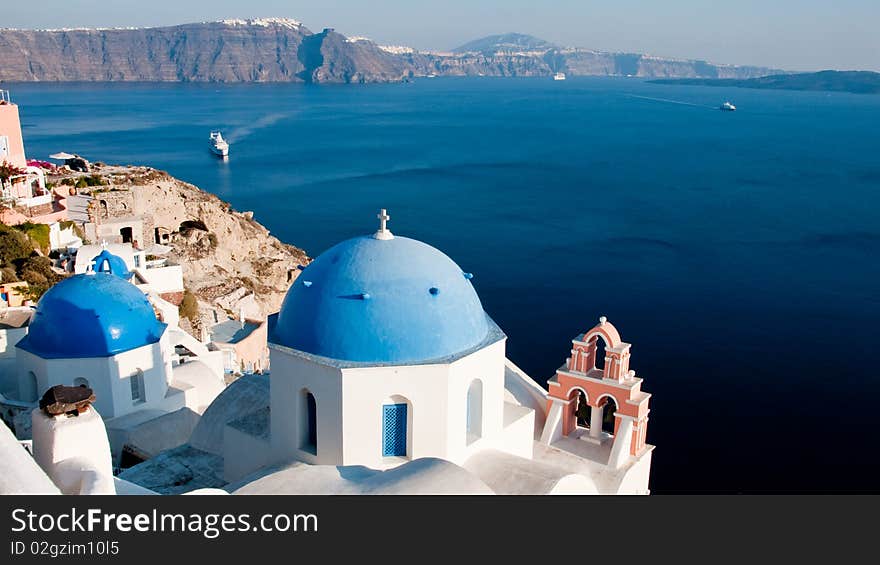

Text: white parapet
xmin=31 ymin=406 xmax=116 ymax=495
xmin=0 ymin=421 xmax=59 ymax=494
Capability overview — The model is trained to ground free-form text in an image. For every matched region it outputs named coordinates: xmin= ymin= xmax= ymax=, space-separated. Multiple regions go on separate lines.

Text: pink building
xmin=0 ymin=92 xmax=28 ymax=170
xmin=0 ymin=90 xmax=65 ymax=225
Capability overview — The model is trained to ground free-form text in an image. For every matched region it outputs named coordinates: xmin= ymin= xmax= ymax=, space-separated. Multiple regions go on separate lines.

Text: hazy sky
xmin=4 ymin=1 xmax=878 ymax=71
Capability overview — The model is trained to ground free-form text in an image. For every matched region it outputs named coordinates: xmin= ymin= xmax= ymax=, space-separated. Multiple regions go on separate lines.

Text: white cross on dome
xmin=374 ymin=208 xmax=394 ymax=240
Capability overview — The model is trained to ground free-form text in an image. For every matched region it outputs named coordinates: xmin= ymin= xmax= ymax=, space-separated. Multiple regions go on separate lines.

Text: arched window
xmin=592 ymin=335 xmax=607 ymax=371
xmin=130 ymin=369 xmax=145 ymax=404
xmin=299 ymin=389 xmax=317 ymax=454
xmin=382 ymin=397 xmax=409 ymax=457
xmin=574 ymin=390 xmax=589 ymax=428
xmin=73 ymin=377 xmax=89 ymax=389
xmin=599 ymin=395 xmax=618 ymax=435
xmin=466 ymin=379 xmax=483 ymax=444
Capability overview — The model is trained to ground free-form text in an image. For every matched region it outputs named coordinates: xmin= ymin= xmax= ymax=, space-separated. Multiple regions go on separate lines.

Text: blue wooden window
xmin=382 ymin=403 xmax=407 ymax=457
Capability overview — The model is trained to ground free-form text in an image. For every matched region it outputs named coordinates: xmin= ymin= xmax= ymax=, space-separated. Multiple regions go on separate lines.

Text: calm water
xmin=9 ymin=78 xmax=880 ymax=492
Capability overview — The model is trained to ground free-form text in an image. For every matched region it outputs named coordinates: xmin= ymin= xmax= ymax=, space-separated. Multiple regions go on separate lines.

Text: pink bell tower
xmin=543 ymin=317 xmax=652 ymax=467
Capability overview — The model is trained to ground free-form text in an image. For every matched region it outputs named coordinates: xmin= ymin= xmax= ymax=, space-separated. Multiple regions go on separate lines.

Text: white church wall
xmin=608 ymin=450 xmax=653 ymax=495
xmin=0 ymin=327 xmax=27 ymax=396
xmin=16 ymin=350 xmax=114 ymax=414
xmin=16 ymin=337 xmax=173 ymax=420
xmin=269 ymin=346 xmax=344 ymax=466
xmin=499 ymin=403 xmax=535 ymax=460
xmin=445 ymin=340 xmax=507 ymax=464
xmin=108 ymin=338 xmax=172 ymax=419
xmin=341 ymin=362 xmax=450 ymax=469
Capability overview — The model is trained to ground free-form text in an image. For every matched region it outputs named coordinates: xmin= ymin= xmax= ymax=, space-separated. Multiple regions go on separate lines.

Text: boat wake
xmin=625 ymin=94 xmax=714 ymax=109
xmin=226 ymin=112 xmax=291 ymax=143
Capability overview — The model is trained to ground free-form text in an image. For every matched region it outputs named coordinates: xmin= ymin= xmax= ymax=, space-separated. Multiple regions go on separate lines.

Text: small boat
xmin=209 ymin=131 xmax=229 ymax=157
xmin=554 ymin=72 xmax=567 ymax=81
xmin=720 ymin=101 xmax=736 ymax=111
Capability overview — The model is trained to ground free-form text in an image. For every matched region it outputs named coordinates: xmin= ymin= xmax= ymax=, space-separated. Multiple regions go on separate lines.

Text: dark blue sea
xmin=9 ymin=78 xmax=880 ymax=492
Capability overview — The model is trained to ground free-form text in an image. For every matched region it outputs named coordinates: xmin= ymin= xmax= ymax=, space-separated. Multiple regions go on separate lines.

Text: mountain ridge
xmin=452 ymin=33 xmax=558 ymax=54
xmin=0 ymin=20 xmax=782 ymax=83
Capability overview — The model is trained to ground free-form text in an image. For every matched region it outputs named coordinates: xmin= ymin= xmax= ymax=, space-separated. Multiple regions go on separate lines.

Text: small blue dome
xmin=272 ymin=235 xmax=491 ymax=364
xmin=17 ymin=273 xmax=166 ymax=359
xmin=91 ymin=249 xmax=131 ymax=279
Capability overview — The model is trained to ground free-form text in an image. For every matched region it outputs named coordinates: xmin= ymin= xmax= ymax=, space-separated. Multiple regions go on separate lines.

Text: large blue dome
xmin=271 ymin=235 xmax=491 ymax=364
xmin=17 ymin=273 xmax=167 ymax=359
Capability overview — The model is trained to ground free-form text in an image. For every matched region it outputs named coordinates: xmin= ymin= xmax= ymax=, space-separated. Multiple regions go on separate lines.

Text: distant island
xmin=0 ymin=20 xmax=779 ymax=83
xmin=650 ymin=70 xmax=880 ymax=94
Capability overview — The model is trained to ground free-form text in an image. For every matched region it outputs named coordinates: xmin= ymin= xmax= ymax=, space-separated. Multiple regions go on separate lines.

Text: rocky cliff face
xmin=76 ymin=165 xmax=309 ymax=325
xmin=301 ymin=32 xmax=414 ymax=83
xmin=0 ymin=21 xmax=780 ymax=83
xmin=0 ymin=19 xmax=310 ymax=82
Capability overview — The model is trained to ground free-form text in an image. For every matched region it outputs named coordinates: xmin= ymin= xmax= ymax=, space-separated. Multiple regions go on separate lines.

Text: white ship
xmin=209 ymin=131 xmax=229 ymax=157
xmin=720 ymin=101 xmax=737 ymax=111
xmin=554 ymin=72 xmax=567 ymax=81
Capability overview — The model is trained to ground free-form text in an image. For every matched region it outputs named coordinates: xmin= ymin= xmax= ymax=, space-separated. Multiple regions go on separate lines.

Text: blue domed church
xmin=13 ymin=249 xmax=226 ymax=463
xmin=260 ymin=211 xmax=513 ymax=474
xmin=16 ymin=269 xmax=171 ymax=419
xmin=213 ymin=211 xmax=655 ymax=494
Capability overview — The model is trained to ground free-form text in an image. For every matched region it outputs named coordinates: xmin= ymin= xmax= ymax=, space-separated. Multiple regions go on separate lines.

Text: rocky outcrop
xmin=0 ymin=21 xmax=780 ymax=83
xmin=70 ymin=165 xmax=308 ymax=326
xmin=299 ymin=31 xmax=413 ymax=83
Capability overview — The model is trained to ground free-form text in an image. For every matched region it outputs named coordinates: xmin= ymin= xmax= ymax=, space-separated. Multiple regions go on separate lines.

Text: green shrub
xmin=0 ymin=226 xmax=34 ymax=267
xmin=13 ymin=222 xmax=50 ymax=253
xmin=19 ymin=256 xmax=56 ymax=281
xmin=85 ymin=174 xmax=105 ymax=187
xmin=179 ymin=290 xmax=199 ymax=323
xmin=0 ymin=266 xmax=18 ymax=282
xmin=20 ymin=268 xmax=47 ymax=286
xmin=18 ymin=256 xmax=63 ymax=300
